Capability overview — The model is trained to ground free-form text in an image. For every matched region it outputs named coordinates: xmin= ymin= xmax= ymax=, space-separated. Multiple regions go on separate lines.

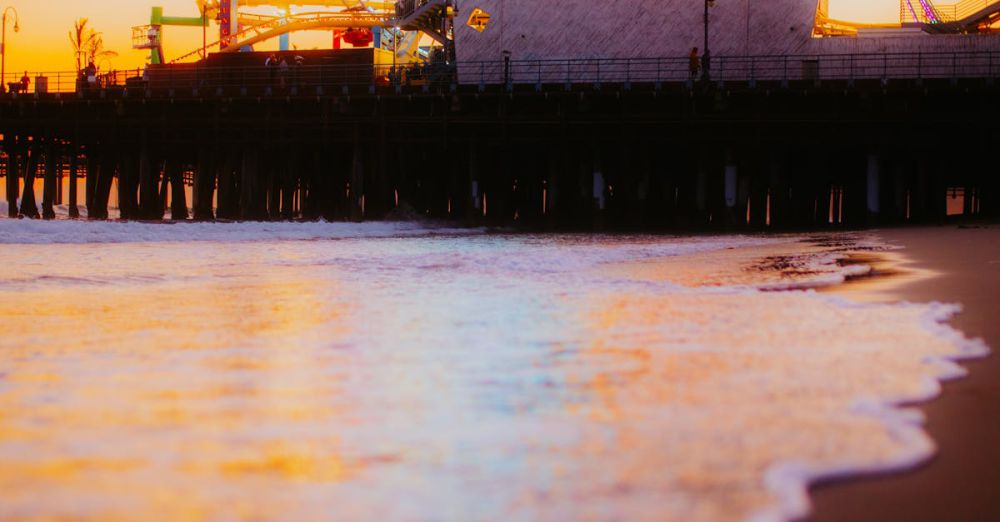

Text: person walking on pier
xmin=265 ymin=53 xmax=278 ymax=87
xmin=278 ymin=56 xmax=289 ymax=89
xmin=85 ymin=61 xmax=97 ymax=90
xmin=689 ymin=48 xmax=700 ymax=81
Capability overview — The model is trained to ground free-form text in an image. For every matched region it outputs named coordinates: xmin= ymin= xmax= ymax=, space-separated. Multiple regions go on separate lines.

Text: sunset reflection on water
xmin=0 ymin=232 xmax=981 ymax=521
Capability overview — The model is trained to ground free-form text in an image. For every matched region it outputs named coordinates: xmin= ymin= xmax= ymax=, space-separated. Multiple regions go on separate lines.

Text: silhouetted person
xmin=293 ymin=55 xmax=304 ymax=88
xmin=19 ymin=72 xmax=29 ymax=93
xmin=689 ymin=48 xmax=700 ymax=80
xmin=266 ymin=53 xmax=278 ymax=86
xmin=278 ymin=56 xmax=289 ymax=89
xmin=85 ymin=61 xmax=98 ymax=90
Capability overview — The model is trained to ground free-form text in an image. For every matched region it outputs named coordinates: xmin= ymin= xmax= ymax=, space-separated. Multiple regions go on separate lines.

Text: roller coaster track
xmin=171 ymin=0 xmax=452 ymax=63
xmin=171 ymin=10 xmax=391 ymax=62
xmin=217 ymin=11 xmax=391 ymax=53
xmin=900 ymin=0 xmax=1000 ymax=32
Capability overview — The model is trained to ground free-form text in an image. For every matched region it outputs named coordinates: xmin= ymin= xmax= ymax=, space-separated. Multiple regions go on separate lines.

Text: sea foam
xmin=0 ymin=228 xmax=986 ymax=522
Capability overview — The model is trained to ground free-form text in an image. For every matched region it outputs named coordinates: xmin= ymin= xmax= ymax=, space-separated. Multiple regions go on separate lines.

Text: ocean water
xmin=0 ymin=219 xmax=987 ymax=522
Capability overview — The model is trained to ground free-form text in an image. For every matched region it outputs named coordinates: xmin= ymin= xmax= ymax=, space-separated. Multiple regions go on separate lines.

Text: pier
xmin=0 ymin=51 xmax=997 ymax=229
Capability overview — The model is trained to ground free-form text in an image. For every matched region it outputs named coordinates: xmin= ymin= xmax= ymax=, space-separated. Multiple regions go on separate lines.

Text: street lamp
xmin=201 ymin=3 xmax=208 ymax=60
xmin=702 ymin=0 xmax=715 ymax=82
xmin=392 ymin=25 xmax=399 ymax=87
xmin=1 ymin=6 xmax=19 ymax=93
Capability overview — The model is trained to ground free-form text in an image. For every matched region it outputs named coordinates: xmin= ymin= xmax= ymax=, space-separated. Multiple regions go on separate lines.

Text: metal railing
xmin=0 ymin=70 xmax=133 ymax=95
xmin=1 ymin=51 xmax=998 ymax=98
xmin=464 ymin=52 xmax=1000 ymax=85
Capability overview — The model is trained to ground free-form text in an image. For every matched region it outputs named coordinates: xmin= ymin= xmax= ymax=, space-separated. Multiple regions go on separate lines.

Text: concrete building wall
xmin=453 ymin=0 xmax=1000 ymax=63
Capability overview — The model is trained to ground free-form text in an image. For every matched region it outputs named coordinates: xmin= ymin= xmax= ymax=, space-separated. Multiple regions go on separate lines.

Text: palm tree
xmin=69 ymin=18 xmax=93 ymax=72
xmin=85 ymin=33 xmax=118 ymax=69
xmin=68 ymin=18 xmax=118 ymax=72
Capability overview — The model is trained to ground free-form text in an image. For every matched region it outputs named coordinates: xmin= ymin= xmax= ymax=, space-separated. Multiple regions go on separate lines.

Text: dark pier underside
xmin=1 ymin=78 xmax=997 ymax=229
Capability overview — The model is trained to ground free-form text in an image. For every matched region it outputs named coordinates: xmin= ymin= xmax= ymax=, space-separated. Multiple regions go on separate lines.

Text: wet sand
xmin=809 ymin=224 xmax=1000 ymax=521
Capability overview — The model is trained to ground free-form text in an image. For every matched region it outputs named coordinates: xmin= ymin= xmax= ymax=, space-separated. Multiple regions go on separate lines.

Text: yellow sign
xmin=467 ymin=8 xmax=491 ymax=33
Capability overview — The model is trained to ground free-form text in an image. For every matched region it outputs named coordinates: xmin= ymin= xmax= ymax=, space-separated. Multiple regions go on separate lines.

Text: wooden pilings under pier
xmin=0 ymin=135 xmax=994 ymax=229
xmin=0 ymin=79 xmax=996 ymax=228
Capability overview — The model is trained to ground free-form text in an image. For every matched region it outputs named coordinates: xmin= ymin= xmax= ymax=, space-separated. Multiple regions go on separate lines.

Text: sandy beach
xmin=0 ymin=221 xmax=996 ymax=521
xmin=810 ymin=224 xmax=1000 ymax=521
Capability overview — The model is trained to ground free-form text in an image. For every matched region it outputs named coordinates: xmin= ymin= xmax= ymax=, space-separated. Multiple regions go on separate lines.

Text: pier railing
xmin=469 ymin=52 xmax=1000 ymax=86
xmin=2 ymin=51 xmax=998 ymax=98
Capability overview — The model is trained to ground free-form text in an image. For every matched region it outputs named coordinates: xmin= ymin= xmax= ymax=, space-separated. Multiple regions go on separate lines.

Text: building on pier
xmin=453 ymin=0 xmax=1000 ymax=65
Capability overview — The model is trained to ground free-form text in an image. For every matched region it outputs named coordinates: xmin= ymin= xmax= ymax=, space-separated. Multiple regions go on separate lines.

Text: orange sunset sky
xmin=1 ymin=1 xmax=897 ymax=75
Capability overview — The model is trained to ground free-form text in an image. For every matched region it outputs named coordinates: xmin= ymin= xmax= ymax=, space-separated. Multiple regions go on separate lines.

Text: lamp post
xmin=702 ymin=0 xmax=714 ymax=82
xmin=202 ymin=3 xmax=207 ymax=60
xmin=392 ymin=25 xmax=399 ymax=86
xmin=1 ymin=6 xmax=20 ymax=93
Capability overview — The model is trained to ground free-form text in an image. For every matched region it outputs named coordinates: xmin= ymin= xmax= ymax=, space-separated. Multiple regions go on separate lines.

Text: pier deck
xmin=1 ymin=52 xmax=997 ymax=228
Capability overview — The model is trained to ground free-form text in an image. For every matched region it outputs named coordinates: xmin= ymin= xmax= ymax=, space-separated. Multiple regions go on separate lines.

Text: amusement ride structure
xmin=815 ymin=0 xmax=1000 ymax=37
xmin=132 ymin=0 xmax=455 ymax=65
xmin=899 ymin=0 xmax=1000 ymax=32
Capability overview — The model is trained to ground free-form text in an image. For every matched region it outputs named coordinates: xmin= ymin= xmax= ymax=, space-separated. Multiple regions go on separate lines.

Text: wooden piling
xmin=265 ymin=149 xmax=281 ymax=220
xmin=167 ymin=159 xmax=189 ymax=220
xmin=192 ymin=148 xmax=215 ymax=221
xmin=764 ymin=153 xmax=795 ymax=229
xmin=84 ymin=149 xmax=97 ymax=216
xmin=42 ymin=139 xmax=57 ymax=220
xmin=4 ymin=134 xmax=18 ymax=218
xmin=157 ymin=160 xmax=169 ymax=220
xmin=117 ymin=152 xmax=138 ymax=220
xmin=865 ymin=153 xmax=882 ymax=225
xmin=889 ymin=157 xmax=909 ymax=223
xmin=138 ymin=147 xmax=161 ymax=220
xmin=591 ymin=145 xmax=607 ymax=230
xmin=90 ymin=152 xmax=117 ymax=220
xmin=693 ymin=152 xmax=710 ymax=227
xmin=240 ymin=147 xmax=267 ymax=220
xmin=68 ymin=147 xmax=80 ymax=218
xmin=747 ymin=160 xmax=769 ymax=229
xmin=55 ymin=150 xmax=64 ymax=206
xmin=467 ymin=140 xmax=482 ymax=224
xmin=280 ymin=151 xmax=297 ymax=220
xmin=721 ymin=149 xmax=740 ymax=228
xmin=215 ymin=149 xmax=236 ymax=220
xmin=350 ymin=130 xmax=365 ymax=222
xmin=645 ymin=141 xmax=677 ymax=230
xmin=19 ymin=142 xmax=40 ymax=219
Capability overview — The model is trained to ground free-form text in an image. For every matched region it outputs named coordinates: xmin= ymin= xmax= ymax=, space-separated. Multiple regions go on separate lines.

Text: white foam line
xmin=749 ymin=302 xmax=990 ymax=522
xmin=0 ymin=218 xmax=484 ymax=245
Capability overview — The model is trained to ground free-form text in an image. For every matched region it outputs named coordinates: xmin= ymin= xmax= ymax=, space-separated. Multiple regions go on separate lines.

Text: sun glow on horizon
xmin=1 ymin=0 xmax=903 ymax=78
